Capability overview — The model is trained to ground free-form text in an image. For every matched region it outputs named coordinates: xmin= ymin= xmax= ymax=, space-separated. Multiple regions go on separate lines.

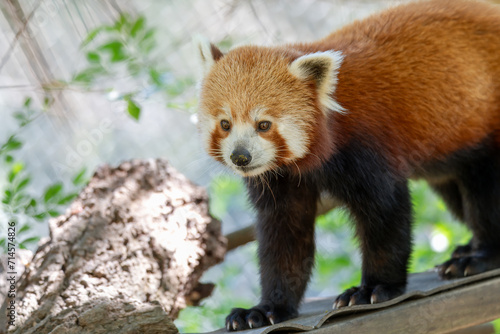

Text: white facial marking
xmin=250 ymin=106 xmax=266 ymax=121
xmin=197 ymin=110 xmax=217 ymax=154
xmin=219 ymin=119 xmax=277 ymax=177
xmin=278 ymin=115 xmax=308 ymax=160
xmin=221 ymin=104 xmax=232 ymax=119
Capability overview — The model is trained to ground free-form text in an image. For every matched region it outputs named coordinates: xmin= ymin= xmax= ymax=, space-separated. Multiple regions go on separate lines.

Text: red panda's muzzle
xmin=230 ymin=147 xmax=252 ymax=166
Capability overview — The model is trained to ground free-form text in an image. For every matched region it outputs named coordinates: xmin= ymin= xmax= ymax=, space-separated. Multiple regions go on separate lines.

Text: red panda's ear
xmin=289 ymin=51 xmax=345 ymax=114
xmin=194 ymin=35 xmax=224 ymax=76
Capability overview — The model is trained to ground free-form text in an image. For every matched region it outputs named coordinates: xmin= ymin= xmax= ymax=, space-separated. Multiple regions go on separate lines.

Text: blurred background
xmin=1 ymin=0 xmax=494 ymax=332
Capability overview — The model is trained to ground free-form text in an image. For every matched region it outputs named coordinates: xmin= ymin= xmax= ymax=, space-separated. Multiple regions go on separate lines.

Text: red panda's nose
xmin=230 ymin=147 xmax=252 ymax=166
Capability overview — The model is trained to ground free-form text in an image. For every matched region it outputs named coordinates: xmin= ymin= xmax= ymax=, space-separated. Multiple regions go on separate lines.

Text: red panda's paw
xmin=333 ymin=284 xmax=406 ymax=309
xmin=450 ymin=243 xmax=473 ymax=258
xmin=437 ymin=252 xmax=500 ymax=279
xmin=225 ymin=305 xmax=297 ymax=331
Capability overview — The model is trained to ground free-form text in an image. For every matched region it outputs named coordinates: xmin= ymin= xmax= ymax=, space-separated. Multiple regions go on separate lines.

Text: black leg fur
xmin=336 ymin=179 xmax=412 ymax=307
xmin=319 ymin=142 xmax=412 ymax=308
xmin=225 ymin=174 xmax=319 ymax=330
xmin=436 ymin=144 xmax=500 ymax=278
xmin=430 ymin=180 xmax=464 ymax=221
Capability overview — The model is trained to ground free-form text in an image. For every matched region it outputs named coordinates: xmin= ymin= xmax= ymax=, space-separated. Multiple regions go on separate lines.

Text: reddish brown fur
xmin=201 ymin=0 xmax=500 ymax=176
xmin=293 ymin=0 xmax=500 ymax=172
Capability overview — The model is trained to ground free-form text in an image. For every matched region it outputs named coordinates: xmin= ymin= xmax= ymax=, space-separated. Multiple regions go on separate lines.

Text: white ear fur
xmin=193 ymin=35 xmax=223 ymax=76
xmin=289 ymin=51 xmax=345 ymax=114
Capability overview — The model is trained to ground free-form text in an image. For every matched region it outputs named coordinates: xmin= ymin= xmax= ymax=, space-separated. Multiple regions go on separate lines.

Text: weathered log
xmin=1 ymin=159 xmax=226 ymax=334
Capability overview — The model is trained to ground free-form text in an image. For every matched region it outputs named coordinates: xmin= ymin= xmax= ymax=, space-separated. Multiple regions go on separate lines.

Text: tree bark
xmin=1 ymin=159 xmax=226 ymax=334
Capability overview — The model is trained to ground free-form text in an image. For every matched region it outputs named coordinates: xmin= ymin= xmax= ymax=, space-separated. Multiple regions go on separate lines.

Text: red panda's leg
xmin=334 ymin=179 xmax=412 ymax=308
xmin=430 ymin=180 xmax=464 ymax=221
xmin=225 ymin=175 xmax=318 ymax=331
xmin=437 ymin=148 xmax=500 ymax=278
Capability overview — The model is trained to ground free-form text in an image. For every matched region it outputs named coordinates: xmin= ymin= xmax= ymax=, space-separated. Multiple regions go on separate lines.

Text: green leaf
xmin=73 ymin=66 xmax=106 ymax=84
xmin=149 ymin=68 xmax=162 ymax=86
xmin=138 ymin=29 xmax=155 ymax=54
xmin=8 ymin=171 xmax=16 ymax=183
xmin=15 ymin=177 xmax=31 ymax=192
xmin=24 ymin=198 xmax=37 ymax=215
xmin=81 ymin=26 xmax=105 ymax=47
xmin=13 ymin=112 xmax=29 ymax=126
xmin=12 ymin=192 xmax=28 ymax=211
xmin=20 ymin=236 xmax=40 ymax=245
xmin=57 ymin=193 xmax=78 ymax=206
xmin=125 ymin=97 xmax=141 ymax=120
xmin=26 ymin=198 xmax=37 ymax=208
xmin=33 ymin=212 xmax=47 ymax=221
xmin=72 ymin=168 xmax=87 ymax=186
xmin=44 ymin=183 xmax=63 ymax=203
xmin=19 ymin=223 xmax=31 ymax=234
xmin=8 ymin=162 xmax=23 ymax=183
xmin=23 ymin=97 xmax=32 ymax=107
xmin=114 ymin=13 xmax=131 ymax=32
xmin=3 ymin=190 xmax=12 ymax=205
xmin=98 ymin=40 xmax=127 ymax=62
xmin=43 ymin=96 xmax=51 ymax=108
xmin=130 ymin=16 xmax=145 ymax=37
xmin=86 ymin=51 xmax=101 ymax=63
xmin=1 ymin=135 xmax=22 ymax=153
xmin=5 ymin=155 xmax=13 ymax=163
xmin=48 ymin=209 xmax=60 ymax=217
xmin=12 ymin=161 xmax=24 ymax=174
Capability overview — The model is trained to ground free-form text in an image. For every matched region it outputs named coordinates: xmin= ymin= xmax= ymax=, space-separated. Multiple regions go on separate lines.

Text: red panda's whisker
xmin=292 ymin=161 xmax=302 ymax=187
xmin=260 ymin=173 xmax=277 ymax=209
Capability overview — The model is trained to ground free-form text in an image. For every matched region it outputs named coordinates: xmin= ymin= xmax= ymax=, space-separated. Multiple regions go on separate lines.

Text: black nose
xmin=230 ymin=147 xmax=252 ymax=166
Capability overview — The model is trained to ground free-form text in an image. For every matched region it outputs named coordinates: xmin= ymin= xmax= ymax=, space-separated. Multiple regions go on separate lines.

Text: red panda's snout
xmin=218 ymin=121 xmax=284 ymax=177
xmin=230 ymin=147 xmax=251 ymax=167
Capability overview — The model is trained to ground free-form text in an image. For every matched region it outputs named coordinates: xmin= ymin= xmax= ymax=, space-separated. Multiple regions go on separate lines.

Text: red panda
xmin=196 ymin=0 xmax=500 ymax=330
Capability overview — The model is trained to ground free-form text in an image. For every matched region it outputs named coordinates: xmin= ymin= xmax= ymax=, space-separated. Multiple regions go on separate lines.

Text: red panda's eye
xmin=257 ymin=121 xmax=271 ymax=132
xmin=220 ymin=120 xmax=231 ymax=131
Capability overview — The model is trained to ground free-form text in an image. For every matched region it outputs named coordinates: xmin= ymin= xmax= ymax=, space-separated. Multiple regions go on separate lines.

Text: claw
xmin=445 ymin=267 xmax=452 ymax=275
xmin=226 ymin=322 xmax=230 ymax=331
xmin=232 ymin=321 xmax=238 ymax=331
xmin=269 ymin=316 xmax=275 ymax=325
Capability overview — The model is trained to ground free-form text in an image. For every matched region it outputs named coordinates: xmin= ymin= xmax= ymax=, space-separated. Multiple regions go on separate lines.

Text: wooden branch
xmin=311 ymin=275 xmax=500 ymax=334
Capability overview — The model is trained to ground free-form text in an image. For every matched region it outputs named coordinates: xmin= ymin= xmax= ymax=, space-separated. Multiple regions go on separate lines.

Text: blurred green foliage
xmin=0 ymin=98 xmax=89 ymax=251
xmin=176 ymin=176 xmax=474 ymax=332
xmin=73 ymin=13 xmax=194 ymax=120
xmin=494 ymin=318 xmax=500 ymax=332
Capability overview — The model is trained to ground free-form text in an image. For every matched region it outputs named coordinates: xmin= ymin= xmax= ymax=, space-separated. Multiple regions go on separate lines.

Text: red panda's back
xmin=301 ymin=0 xmax=500 ymax=167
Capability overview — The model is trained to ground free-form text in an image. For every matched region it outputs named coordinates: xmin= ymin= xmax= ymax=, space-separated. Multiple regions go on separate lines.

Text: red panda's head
xmin=196 ymin=39 xmax=344 ymax=177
